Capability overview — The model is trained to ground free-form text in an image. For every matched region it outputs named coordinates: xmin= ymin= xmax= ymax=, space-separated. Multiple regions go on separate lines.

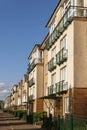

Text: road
xmin=0 ymin=110 xmax=46 ymax=130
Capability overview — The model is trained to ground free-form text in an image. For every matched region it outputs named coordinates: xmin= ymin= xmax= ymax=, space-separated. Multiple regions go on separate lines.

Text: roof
xmin=40 ymin=33 xmax=49 ymax=49
xmin=46 ymin=0 xmax=61 ymax=27
xmin=28 ymin=44 xmax=41 ymax=59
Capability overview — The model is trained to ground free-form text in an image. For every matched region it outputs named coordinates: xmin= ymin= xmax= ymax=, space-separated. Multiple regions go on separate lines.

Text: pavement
xmin=0 ymin=110 xmax=46 ymax=130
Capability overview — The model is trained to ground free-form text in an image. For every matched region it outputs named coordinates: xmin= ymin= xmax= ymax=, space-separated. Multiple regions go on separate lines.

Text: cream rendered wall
xmin=47 ymin=21 xmax=74 ymax=89
xmin=84 ymin=0 xmax=87 ymax=6
xmin=66 ymin=22 xmax=74 ymax=88
xmin=74 ymin=20 xmax=87 ymax=88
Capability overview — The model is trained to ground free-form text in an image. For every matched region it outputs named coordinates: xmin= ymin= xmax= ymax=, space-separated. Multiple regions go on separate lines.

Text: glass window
xmin=52 ymin=47 xmax=56 ymax=58
xmin=65 ymin=97 xmax=69 ymax=113
xmin=61 ymin=36 xmax=67 ymax=49
xmin=60 ymin=66 xmax=67 ymax=81
xmin=50 ymin=18 xmax=56 ymax=34
xmin=51 ymin=47 xmax=56 ymax=64
xmin=52 ymin=73 xmax=56 ymax=86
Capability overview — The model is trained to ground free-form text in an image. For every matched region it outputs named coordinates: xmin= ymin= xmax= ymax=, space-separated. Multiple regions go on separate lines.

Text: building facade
xmin=28 ymin=44 xmax=44 ymax=114
xmin=4 ymin=0 xmax=87 ymax=119
xmin=42 ymin=0 xmax=87 ymax=118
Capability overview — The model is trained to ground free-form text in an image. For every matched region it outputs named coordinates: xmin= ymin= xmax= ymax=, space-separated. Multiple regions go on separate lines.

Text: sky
xmin=0 ymin=0 xmax=59 ymax=100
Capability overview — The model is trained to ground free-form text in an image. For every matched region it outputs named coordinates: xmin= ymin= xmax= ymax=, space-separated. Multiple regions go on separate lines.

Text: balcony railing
xmin=56 ymin=48 xmax=68 ymax=65
xmin=46 ymin=6 xmax=87 ymax=50
xmin=28 ymin=94 xmax=34 ymax=102
xmin=48 ymin=57 xmax=56 ymax=72
xmin=47 ymin=84 xmax=56 ymax=95
xmin=55 ymin=80 xmax=68 ymax=94
xmin=27 ymin=58 xmax=43 ymax=73
xmin=47 ymin=81 xmax=68 ymax=96
xmin=28 ymin=78 xmax=35 ymax=87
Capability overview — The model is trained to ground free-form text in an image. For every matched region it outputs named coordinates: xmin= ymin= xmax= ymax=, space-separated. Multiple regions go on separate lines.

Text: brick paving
xmin=0 ymin=110 xmax=46 ymax=130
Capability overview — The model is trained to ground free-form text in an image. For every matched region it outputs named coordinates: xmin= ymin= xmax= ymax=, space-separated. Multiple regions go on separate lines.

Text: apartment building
xmin=22 ymin=74 xmax=29 ymax=110
xmin=4 ymin=0 xmax=87 ymax=119
xmin=27 ymin=44 xmax=44 ymax=114
xmin=17 ymin=80 xmax=23 ymax=110
xmin=4 ymin=96 xmax=11 ymax=109
xmin=11 ymin=84 xmax=18 ymax=110
xmin=40 ymin=0 xmax=87 ymax=118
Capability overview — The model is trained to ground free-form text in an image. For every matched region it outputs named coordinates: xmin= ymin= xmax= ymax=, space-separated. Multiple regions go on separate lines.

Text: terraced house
xmin=41 ymin=0 xmax=87 ymax=118
xmin=27 ymin=44 xmax=44 ymax=114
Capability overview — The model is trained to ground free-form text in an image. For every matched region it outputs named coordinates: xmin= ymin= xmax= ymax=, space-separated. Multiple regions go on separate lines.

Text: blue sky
xmin=0 ymin=0 xmax=59 ymax=100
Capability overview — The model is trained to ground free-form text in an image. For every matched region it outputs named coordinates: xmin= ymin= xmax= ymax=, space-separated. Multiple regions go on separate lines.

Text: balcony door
xmin=51 ymin=47 xmax=56 ymax=65
xmin=51 ymin=73 xmax=56 ymax=94
xmin=61 ymin=36 xmax=67 ymax=59
xmin=61 ymin=66 xmax=67 ymax=82
xmin=23 ymin=91 xmax=26 ymax=103
xmin=61 ymin=36 xmax=67 ymax=50
xmin=60 ymin=66 xmax=67 ymax=91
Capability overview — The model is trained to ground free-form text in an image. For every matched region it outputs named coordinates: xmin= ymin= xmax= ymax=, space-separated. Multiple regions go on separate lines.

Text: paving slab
xmin=0 ymin=110 xmax=46 ymax=130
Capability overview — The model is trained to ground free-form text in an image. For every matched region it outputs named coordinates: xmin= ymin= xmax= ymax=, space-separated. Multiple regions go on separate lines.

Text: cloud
xmin=0 ymin=82 xmax=5 ymax=87
xmin=0 ymin=82 xmax=14 ymax=100
xmin=0 ymin=89 xmax=9 ymax=94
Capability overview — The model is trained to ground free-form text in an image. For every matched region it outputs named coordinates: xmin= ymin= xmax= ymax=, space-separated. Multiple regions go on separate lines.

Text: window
xmin=33 ymin=70 xmax=35 ymax=81
xmin=51 ymin=73 xmax=56 ymax=93
xmin=18 ymin=96 xmax=21 ymax=106
xmin=30 ymin=88 xmax=32 ymax=95
xmin=65 ymin=97 xmax=69 ymax=113
xmin=61 ymin=36 xmax=67 ymax=49
xmin=52 ymin=47 xmax=56 ymax=58
xmin=52 ymin=73 xmax=56 ymax=85
xmin=50 ymin=18 xmax=56 ymax=34
xmin=60 ymin=66 xmax=67 ymax=81
xmin=51 ymin=47 xmax=56 ymax=65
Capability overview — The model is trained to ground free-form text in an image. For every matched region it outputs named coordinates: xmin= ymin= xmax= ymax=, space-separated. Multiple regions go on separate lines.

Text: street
xmin=0 ymin=110 xmax=45 ymax=130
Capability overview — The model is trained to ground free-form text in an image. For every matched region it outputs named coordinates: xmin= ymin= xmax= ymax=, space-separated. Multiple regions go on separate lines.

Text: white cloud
xmin=0 ymin=82 xmax=13 ymax=100
xmin=0 ymin=82 xmax=5 ymax=87
xmin=0 ymin=89 xmax=9 ymax=94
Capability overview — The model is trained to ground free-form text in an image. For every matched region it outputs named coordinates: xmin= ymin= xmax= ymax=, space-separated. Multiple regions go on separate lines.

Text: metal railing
xmin=48 ymin=57 xmax=56 ymax=72
xmin=28 ymin=78 xmax=35 ymax=87
xmin=56 ymin=48 xmax=68 ymax=65
xmin=47 ymin=81 xmax=68 ymax=96
xmin=27 ymin=58 xmax=43 ymax=73
xmin=46 ymin=6 xmax=87 ymax=50
xmin=28 ymin=94 xmax=34 ymax=101
xmin=42 ymin=115 xmax=87 ymax=130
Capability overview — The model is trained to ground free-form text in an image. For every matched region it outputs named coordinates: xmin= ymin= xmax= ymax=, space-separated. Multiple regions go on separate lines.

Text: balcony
xmin=28 ymin=95 xmax=34 ymax=103
xmin=28 ymin=78 xmax=35 ymax=87
xmin=48 ymin=57 xmax=56 ymax=72
xmin=47 ymin=81 xmax=68 ymax=96
xmin=47 ymin=85 xmax=56 ymax=96
xmin=27 ymin=58 xmax=43 ymax=73
xmin=56 ymin=48 xmax=68 ymax=65
xmin=55 ymin=80 xmax=68 ymax=94
xmin=46 ymin=6 xmax=87 ymax=50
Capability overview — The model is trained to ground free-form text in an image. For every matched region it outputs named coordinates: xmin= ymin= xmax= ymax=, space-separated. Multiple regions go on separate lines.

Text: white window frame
xmin=61 ymin=36 xmax=67 ymax=50
xmin=60 ymin=66 xmax=67 ymax=81
xmin=51 ymin=73 xmax=56 ymax=93
xmin=65 ymin=97 xmax=70 ymax=114
xmin=51 ymin=47 xmax=56 ymax=65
